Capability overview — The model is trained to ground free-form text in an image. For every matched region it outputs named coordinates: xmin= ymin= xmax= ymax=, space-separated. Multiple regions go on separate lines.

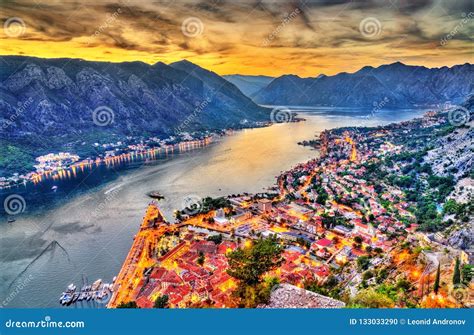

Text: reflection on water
xmin=0 ymin=108 xmax=427 ymax=307
xmin=29 ymin=138 xmax=212 ymax=186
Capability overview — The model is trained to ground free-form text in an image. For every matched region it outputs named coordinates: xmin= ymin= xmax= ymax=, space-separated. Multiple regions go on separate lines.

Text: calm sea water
xmin=0 ymin=107 xmax=427 ymax=307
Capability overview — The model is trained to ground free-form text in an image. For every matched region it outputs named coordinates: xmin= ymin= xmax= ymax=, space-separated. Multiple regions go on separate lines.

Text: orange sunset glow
xmin=1 ymin=0 xmax=472 ymax=76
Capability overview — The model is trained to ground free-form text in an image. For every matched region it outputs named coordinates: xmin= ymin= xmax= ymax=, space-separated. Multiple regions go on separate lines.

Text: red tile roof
xmin=315 ymin=238 xmax=333 ymax=248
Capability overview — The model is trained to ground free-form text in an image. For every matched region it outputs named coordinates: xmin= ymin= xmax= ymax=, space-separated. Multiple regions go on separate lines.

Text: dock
xmin=59 ymin=279 xmax=114 ymax=306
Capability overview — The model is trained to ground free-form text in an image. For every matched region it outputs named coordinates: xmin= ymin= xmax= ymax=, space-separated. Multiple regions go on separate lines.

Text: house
xmin=313 ymin=238 xmax=333 ymax=249
xmin=353 ymin=221 xmax=375 ymax=237
xmin=258 ymin=198 xmax=272 ymax=213
xmin=136 ymin=295 xmax=154 ymax=308
xmin=333 ymin=225 xmax=352 ymax=236
xmin=230 ymin=211 xmax=251 ymax=224
xmin=214 ymin=208 xmax=229 ymax=225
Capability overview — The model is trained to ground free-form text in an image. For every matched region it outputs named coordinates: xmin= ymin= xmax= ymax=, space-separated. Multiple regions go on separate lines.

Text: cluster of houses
xmin=132 ymin=230 xmax=238 ymax=308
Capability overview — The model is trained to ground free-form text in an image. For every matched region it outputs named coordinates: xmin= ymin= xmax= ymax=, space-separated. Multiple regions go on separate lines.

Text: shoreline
xmin=108 ymin=107 xmax=472 ymax=308
xmin=1 ymin=120 xmax=293 ymax=191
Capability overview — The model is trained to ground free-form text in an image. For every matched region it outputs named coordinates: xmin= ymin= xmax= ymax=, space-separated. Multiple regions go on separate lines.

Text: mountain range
xmin=223 ymin=75 xmax=274 ymax=97
xmin=0 ymin=56 xmax=269 ymax=142
xmin=1 ymin=56 xmax=473 ymax=176
xmin=249 ymin=62 xmax=473 ymax=107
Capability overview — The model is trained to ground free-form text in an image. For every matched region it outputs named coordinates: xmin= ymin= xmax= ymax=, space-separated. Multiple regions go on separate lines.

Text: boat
xmin=60 ymin=293 xmax=73 ymax=306
xmin=147 ymin=191 xmax=164 ymax=199
xmin=91 ymin=279 xmax=102 ymax=291
xmin=51 ymin=185 xmax=58 ymax=192
xmin=7 ymin=218 xmax=15 ymax=223
xmin=66 ymin=283 xmax=76 ymax=292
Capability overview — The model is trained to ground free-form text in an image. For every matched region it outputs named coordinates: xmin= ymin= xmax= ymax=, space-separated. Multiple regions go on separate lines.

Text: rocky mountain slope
xmin=253 ymin=62 xmax=473 ymax=107
xmin=425 ymin=95 xmax=473 ymax=181
xmin=0 ymin=56 xmax=269 ymax=142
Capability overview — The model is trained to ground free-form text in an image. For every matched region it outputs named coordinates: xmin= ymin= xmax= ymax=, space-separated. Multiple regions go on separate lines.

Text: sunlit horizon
xmin=1 ymin=0 xmax=472 ymax=76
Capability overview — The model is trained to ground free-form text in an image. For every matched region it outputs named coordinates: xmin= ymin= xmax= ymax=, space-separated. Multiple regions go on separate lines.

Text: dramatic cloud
xmin=1 ymin=0 xmax=472 ymax=76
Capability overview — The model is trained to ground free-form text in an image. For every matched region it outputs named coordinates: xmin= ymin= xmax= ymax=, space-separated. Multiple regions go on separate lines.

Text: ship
xmin=91 ymin=279 xmax=102 ymax=291
xmin=59 ymin=279 xmax=113 ymax=306
xmin=147 ymin=191 xmax=164 ymax=199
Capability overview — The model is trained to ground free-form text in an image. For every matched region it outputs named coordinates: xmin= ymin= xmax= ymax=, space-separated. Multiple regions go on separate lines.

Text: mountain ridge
xmin=223 ymin=74 xmax=274 ymax=97
xmin=252 ymin=62 xmax=473 ymax=107
xmin=0 ymin=55 xmax=269 ymax=140
xmin=0 ymin=55 xmax=271 ymax=175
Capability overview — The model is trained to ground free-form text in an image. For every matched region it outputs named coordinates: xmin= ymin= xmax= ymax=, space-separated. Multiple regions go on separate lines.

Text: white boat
xmin=91 ymin=279 xmax=102 ymax=291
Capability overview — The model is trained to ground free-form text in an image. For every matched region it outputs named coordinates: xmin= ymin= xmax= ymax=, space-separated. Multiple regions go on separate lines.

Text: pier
xmin=59 ymin=279 xmax=114 ymax=306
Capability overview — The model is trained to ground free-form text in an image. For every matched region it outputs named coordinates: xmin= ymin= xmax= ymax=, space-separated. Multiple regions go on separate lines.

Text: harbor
xmin=59 ymin=278 xmax=115 ymax=307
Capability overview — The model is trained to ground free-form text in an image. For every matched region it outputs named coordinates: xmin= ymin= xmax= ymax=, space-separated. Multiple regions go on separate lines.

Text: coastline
xmin=107 ymin=107 xmax=472 ymax=308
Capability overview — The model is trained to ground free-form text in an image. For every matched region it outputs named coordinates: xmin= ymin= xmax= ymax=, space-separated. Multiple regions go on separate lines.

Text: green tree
xmin=226 ymin=236 xmax=283 ymax=307
xmin=357 ymin=256 xmax=370 ymax=271
xmin=154 ymin=295 xmax=169 ymax=308
xmin=350 ymin=288 xmax=395 ymax=308
xmin=453 ymin=257 xmax=461 ymax=285
xmin=197 ymin=251 xmax=205 ymax=266
xmin=207 ymin=234 xmax=223 ymax=244
xmin=443 ymin=199 xmax=459 ymax=215
xmin=116 ymin=301 xmax=138 ymax=308
xmin=462 ymin=265 xmax=473 ymax=284
xmin=433 ymin=263 xmax=440 ymax=294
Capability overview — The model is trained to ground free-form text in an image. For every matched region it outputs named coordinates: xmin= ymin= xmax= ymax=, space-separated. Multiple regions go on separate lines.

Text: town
xmin=0 ymin=130 xmax=222 ymax=189
xmin=108 ymin=109 xmax=473 ymax=309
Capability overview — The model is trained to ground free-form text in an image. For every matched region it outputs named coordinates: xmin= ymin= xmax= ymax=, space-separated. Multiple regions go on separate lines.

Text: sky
xmin=1 ymin=0 xmax=473 ymax=77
